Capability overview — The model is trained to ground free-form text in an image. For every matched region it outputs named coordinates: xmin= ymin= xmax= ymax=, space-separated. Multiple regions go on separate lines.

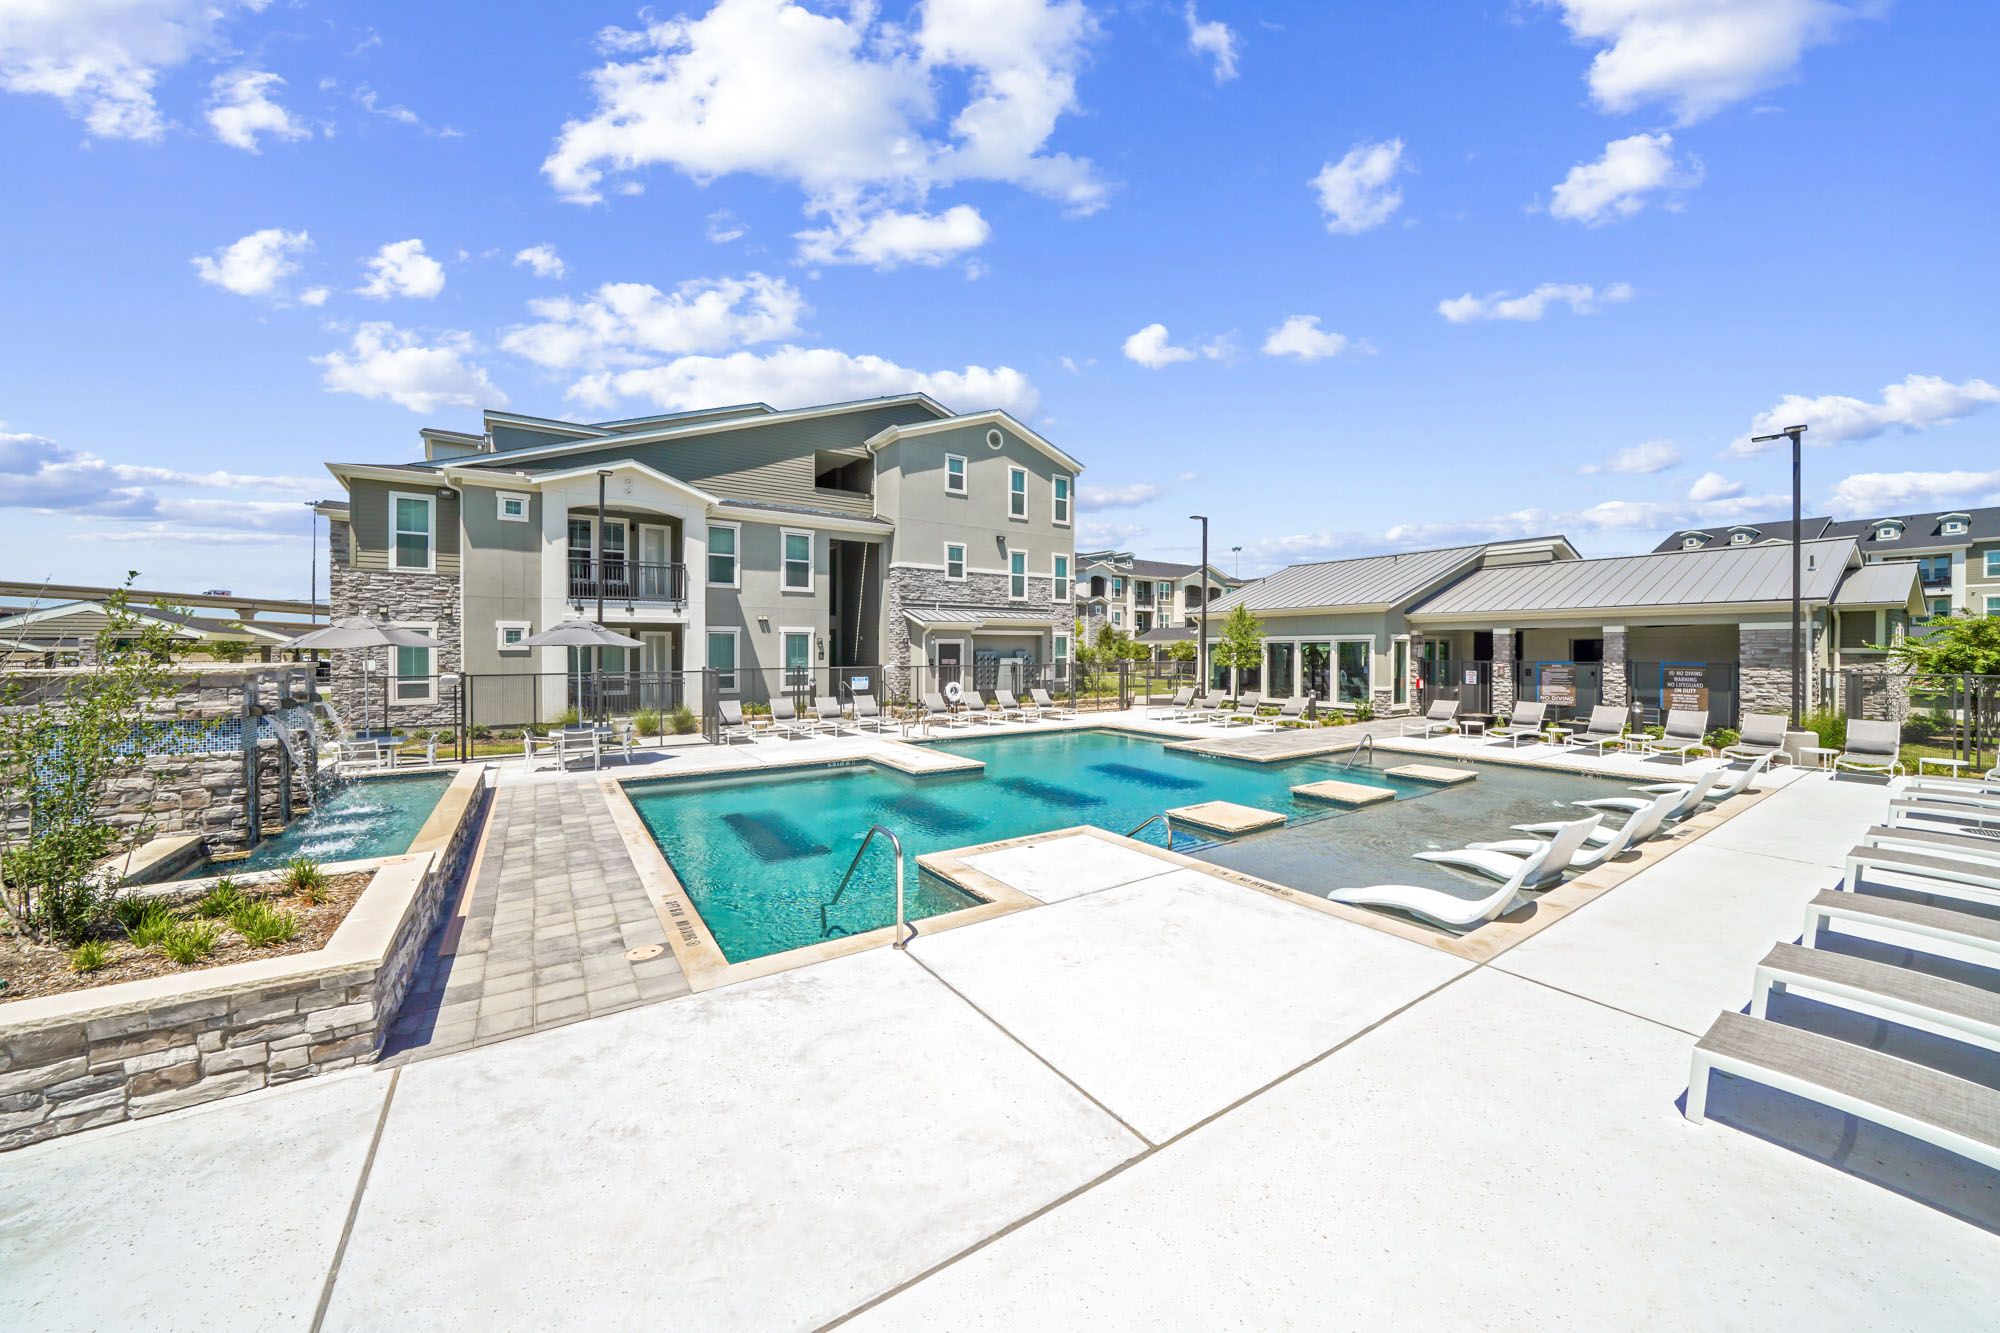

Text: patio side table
xmin=1918 ymin=756 xmax=1970 ymax=778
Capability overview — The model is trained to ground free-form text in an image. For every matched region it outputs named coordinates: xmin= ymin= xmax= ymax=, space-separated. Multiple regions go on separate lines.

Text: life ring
xmin=943 ymin=680 xmax=963 ymax=703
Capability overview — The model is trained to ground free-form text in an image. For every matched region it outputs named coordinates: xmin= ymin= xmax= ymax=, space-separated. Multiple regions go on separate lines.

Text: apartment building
xmin=315 ymin=395 xmax=1083 ymax=724
xmin=1074 ymin=551 xmax=1243 ymax=641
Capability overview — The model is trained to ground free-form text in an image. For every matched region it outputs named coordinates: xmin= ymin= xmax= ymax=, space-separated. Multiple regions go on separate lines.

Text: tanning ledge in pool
xmin=1091 ymin=762 xmax=1203 ymax=791
xmin=722 ymin=811 xmax=832 ymax=862
xmin=995 ymin=776 xmax=1105 ymax=808
xmin=882 ymin=794 xmax=982 ymax=835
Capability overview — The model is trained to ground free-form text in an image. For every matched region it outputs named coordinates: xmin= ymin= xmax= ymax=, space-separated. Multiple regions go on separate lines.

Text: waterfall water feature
xmin=262 ymin=715 xmax=319 ymax=812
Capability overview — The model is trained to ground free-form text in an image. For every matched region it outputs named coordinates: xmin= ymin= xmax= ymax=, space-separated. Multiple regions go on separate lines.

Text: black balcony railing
xmin=567 ymin=557 xmax=688 ymax=605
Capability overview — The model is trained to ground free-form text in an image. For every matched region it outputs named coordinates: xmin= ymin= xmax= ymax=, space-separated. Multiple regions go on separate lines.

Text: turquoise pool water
xmin=627 ymin=729 xmax=1624 ymax=963
xmin=198 ymin=774 xmax=454 ymax=875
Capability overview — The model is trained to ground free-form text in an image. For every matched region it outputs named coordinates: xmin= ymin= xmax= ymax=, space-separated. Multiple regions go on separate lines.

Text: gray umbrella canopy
xmin=283 ymin=614 xmax=439 ymax=650
xmin=519 ymin=617 xmax=642 ymax=649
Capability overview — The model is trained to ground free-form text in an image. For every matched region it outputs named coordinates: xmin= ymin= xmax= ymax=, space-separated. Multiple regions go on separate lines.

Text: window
xmin=390 ymin=493 xmax=433 ymax=571
xmin=1335 ymin=640 xmax=1370 ymax=706
xmin=945 ymin=543 xmax=966 ymax=581
xmin=1112 ymin=576 xmax=1125 ymax=597
xmin=706 ymin=629 xmax=738 ymax=692
xmin=1988 ymin=595 xmax=2000 ymax=619
xmin=1917 ymin=554 xmax=1952 ymax=586
xmin=782 ymin=629 xmax=812 ymax=690
xmin=1943 ymin=515 xmax=1969 ymax=535
xmin=495 ymin=621 xmax=529 ymax=652
xmin=1158 ymin=580 xmax=1171 ymax=602
xmin=392 ymin=623 xmax=433 ymax=703
xmin=496 ymin=491 xmax=529 ymax=523
xmin=1986 ymin=550 xmax=2000 ymax=578
xmin=1729 ymin=531 xmax=1751 ymax=546
xmin=1111 ymin=609 xmax=1123 ymax=627
xmin=1009 ymin=550 xmax=1027 ymax=599
xmin=1053 ymin=633 xmax=1069 ymax=676
xmin=707 ymin=523 xmax=739 ymax=587
xmin=1876 ymin=523 xmax=1902 ymax=542
xmin=1052 ymin=554 xmax=1069 ymax=601
xmin=1681 ymin=536 xmax=1702 ymax=550
xmin=782 ymin=530 xmax=812 ymax=591
xmin=1927 ymin=598 xmax=1951 ymax=622
xmin=945 ymin=454 xmax=967 ymax=495
xmin=1008 ymin=467 xmax=1027 ymax=518
xmin=1052 ymin=475 xmax=1070 ymax=524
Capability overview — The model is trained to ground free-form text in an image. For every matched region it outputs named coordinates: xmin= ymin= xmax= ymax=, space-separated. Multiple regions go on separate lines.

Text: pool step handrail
xmin=820 ymin=824 xmax=913 ymax=948
xmin=1342 ymin=733 xmax=1376 ymax=771
xmin=1125 ymin=813 xmax=1175 ymax=851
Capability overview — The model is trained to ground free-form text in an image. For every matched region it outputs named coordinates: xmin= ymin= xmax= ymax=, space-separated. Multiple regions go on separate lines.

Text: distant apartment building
xmin=1073 ymin=551 xmax=1245 ymax=652
xmin=315 ymin=395 xmax=1083 ymax=723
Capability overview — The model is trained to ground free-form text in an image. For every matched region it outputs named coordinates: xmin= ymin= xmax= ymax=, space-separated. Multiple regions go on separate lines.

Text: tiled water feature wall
xmin=0 ymin=666 xmax=323 ymax=855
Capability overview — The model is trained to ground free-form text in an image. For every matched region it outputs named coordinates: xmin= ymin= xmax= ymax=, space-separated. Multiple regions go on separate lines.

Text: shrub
xmin=160 ymin=921 xmax=219 ymax=965
xmin=230 ymin=900 xmax=299 ymax=947
xmin=195 ymin=878 xmax=246 ymax=918
xmin=470 ymin=726 xmax=494 ymax=741
xmin=110 ymin=895 xmax=155 ymax=933
xmin=1706 ymin=728 xmax=1740 ymax=750
xmin=125 ymin=900 xmax=177 ymax=949
xmin=1351 ymin=698 xmax=1376 ymax=722
xmin=284 ymin=855 xmax=328 ymax=904
xmin=632 ymin=709 xmax=662 ymax=736
xmin=69 ymin=939 xmax=113 ymax=972
xmin=1643 ymin=724 xmax=1665 ymax=740
xmin=555 ymin=707 xmax=581 ymax=728
xmin=670 ymin=705 xmax=698 ymax=735
xmin=1800 ymin=706 xmax=1846 ymax=753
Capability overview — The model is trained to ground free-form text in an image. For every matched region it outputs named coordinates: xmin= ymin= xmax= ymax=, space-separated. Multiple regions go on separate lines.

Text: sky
xmin=1 ymin=0 xmax=1996 ymax=599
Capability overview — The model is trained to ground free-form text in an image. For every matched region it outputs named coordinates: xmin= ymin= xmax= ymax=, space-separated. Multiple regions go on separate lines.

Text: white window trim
xmin=944 ymin=542 xmax=967 ymax=582
xmin=1008 ymin=466 xmax=1028 ymax=520
xmin=706 ymin=520 xmax=741 ymax=589
xmin=496 ymin=491 xmax=530 ymax=523
xmin=945 ymin=454 xmax=968 ymax=495
xmin=1052 ymin=632 xmax=1070 ymax=661
xmin=495 ymin=620 xmax=530 ymax=653
xmin=388 ymin=491 xmax=436 ymax=573
xmin=1009 ymin=549 xmax=1028 ymax=601
xmin=706 ymin=627 xmax=740 ymax=694
xmin=1332 ymin=635 xmax=1375 ymax=706
xmin=1987 ymin=594 xmax=2000 ymax=618
xmin=1052 ymin=474 xmax=1071 ymax=526
xmin=780 ymin=626 xmax=814 ymax=685
xmin=1986 ymin=550 xmax=2000 ymax=578
xmin=390 ymin=621 xmax=436 ymax=705
xmin=781 ymin=528 xmax=814 ymax=592
xmin=1051 ymin=554 xmax=1069 ymax=602
xmin=1111 ymin=609 xmax=1123 ymax=627
xmin=1943 ymin=520 xmax=1967 ymax=535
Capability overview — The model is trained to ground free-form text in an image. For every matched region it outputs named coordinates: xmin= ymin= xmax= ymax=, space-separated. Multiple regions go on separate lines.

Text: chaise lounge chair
xmin=812 ymin=696 xmax=851 ymax=736
xmin=1560 ymin=704 xmax=1629 ymax=755
xmin=716 ymin=699 xmax=753 ymax=744
xmin=1326 ymin=815 xmax=1602 ymax=931
xmin=1630 ymin=752 xmax=1774 ymax=805
xmin=1514 ymin=767 xmax=1726 ymax=845
xmin=1487 ymin=700 xmax=1549 ymax=747
xmin=964 ymin=691 xmax=1005 ymax=725
xmin=1844 ymin=843 xmax=2000 ymax=909
xmin=1414 ymin=812 xmax=1614 ymax=888
xmin=922 ymin=690 xmax=971 ymax=728
xmin=1834 ymin=719 xmax=1903 ymax=776
xmin=1641 ymin=709 xmax=1710 ymax=764
xmin=1450 ymin=791 xmax=1679 ymax=875
xmin=850 ymin=692 xmax=895 ymax=733
xmin=1151 ymin=686 xmax=1196 ymax=720
xmin=1030 ymin=686 xmax=1077 ymax=719
xmin=1861 ymin=823 xmax=2000 ymax=866
xmin=1400 ymin=698 xmax=1460 ymax=738
xmin=1217 ymin=693 xmax=1263 ymax=727
xmin=1721 ymin=711 xmax=1790 ymax=764
xmin=994 ymin=688 xmax=1033 ymax=722
xmin=767 ymin=697 xmax=812 ymax=739
xmin=1257 ymin=697 xmax=1308 ymax=731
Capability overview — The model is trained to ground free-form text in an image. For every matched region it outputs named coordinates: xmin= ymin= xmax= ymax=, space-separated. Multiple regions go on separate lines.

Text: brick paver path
xmin=383 ymin=780 xmax=689 ymax=1061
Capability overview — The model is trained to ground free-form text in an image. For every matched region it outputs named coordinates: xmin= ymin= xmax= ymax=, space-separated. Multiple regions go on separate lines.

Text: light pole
xmin=1749 ymin=423 xmax=1809 ymax=725
xmin=1191 ymin=515 xmax=1209 ymax=691
xmin=1231 ymin=545 xmax=1241 ymax=578
xmin=596 ymin=469 xmax=611 ymax=716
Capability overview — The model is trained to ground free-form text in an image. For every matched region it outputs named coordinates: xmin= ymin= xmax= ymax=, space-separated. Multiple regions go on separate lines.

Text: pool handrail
xmin=820 ymin=824 xmax=913 ymax=948
xmin=1126 ymin=813 xmax=1176 ymax=851
xmin=1342 ymin=734 xmax=1376 ymax=771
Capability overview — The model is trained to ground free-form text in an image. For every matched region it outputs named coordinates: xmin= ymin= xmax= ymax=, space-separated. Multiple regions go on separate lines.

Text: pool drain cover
xmin=625 ymin=944 xmax=665 ymax=962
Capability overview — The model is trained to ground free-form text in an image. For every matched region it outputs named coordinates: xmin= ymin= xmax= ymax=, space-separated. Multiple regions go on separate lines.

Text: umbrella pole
xmin=596 ymin=469 xmax=609 ymax=722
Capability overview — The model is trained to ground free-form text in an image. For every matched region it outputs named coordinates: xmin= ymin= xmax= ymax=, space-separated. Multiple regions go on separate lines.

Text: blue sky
xmin=2 ymin=0 xmax=1995 ymax=598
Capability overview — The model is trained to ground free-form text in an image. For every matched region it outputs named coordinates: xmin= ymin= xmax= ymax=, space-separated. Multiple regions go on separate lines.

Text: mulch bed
xmin=0 ymin=872 xmax=372 ymax=1005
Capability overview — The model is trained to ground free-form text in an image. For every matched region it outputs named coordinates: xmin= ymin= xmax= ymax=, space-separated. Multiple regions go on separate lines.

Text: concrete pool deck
xmin=3 ymin=724 xmax=1996 ymax=1329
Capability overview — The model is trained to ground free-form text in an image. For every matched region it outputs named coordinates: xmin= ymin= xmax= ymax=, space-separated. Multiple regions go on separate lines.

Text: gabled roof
xmin=1831 ymin=561 xmax=1923 ymax=609
xmin=0 ymin=601 xmax=289 ymax=641
xmin=1657 ymin=504 xmax=2000 ymax=554
xmin=1410 ymin=538 xmax=1856 ymax=619
xmin=863 ymin=409 xmax=1084 ymax=475
xmin=1209 ymin=542 xmax=1506 ymax=615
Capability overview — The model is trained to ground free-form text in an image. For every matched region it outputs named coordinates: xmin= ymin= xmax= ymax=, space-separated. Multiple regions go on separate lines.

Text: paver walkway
xmin=381 ymin=780 xmax=687 ymax=1061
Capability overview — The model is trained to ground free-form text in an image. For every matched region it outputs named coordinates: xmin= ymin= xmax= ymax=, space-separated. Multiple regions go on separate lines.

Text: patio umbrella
xmin=281 ymin=616 xmax=440 ymax=734
xmin=517 ymin=617 xmax=642 ymax=649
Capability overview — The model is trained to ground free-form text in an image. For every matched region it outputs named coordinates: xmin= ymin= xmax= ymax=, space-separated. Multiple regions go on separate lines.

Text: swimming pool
xmin=626 ymin=729 xmax=1626 ymax=963
xmin=191 ymin=773 xmax=456 ymax=875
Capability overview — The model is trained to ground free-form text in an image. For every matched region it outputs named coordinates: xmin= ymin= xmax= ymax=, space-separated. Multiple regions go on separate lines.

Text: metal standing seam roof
xmin=1832 ymin=560 xmax=1923 ymax=608
xmin=903 ymin=606 xmax=1058 ymax=628
xmin=1207 ymin=543 xmax=1492 ymax=614
xmin=1408 ymin=538 xmax=1858 ymax=618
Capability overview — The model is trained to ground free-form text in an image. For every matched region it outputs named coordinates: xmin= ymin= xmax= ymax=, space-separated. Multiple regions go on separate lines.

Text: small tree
xmin=0 ymin=578 xmax=192 ymax=944
xmin=1877 ymin=614 xmax=2000 ymax=676
xmin=206 ymin=637 xmax=252 ymax=664
xmin=1214 ymin=604 xmax=1265 ymax=701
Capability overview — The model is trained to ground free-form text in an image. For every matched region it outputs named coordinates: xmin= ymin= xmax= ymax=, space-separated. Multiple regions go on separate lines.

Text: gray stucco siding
xmin=458 ymin=484 xmax=544 ymax=676
xmin=344 ymin=478 xmax=461 ymax=575
xmin=878 ymin=424 xmax=1076 ymax=565
xmin=702 ymin=519 xmax=833 ymax=679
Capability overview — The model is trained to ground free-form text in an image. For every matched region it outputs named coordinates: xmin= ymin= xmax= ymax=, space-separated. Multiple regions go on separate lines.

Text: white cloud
xmin=795 ymin=205 xmax=991 ymax=269
xmin=1382 ymin=489 xmax=1789 ymax=550
xmin=1827 ymin=467 xmax=2000 ymax=518
xmin=541 ymin=0 xmax=1108 ymax=264
xmin=1121 ymin=323 xmax=1230 ymax=370
xmin=1581 ymin=438 xmax=1681 ymax=475
xmin=1184 ymin=3 xmax=1239 ymax=82
xmin=1079 ymin=483 xmax=1163 ymax=510
xmin=706 ymin=210 xmax=746 ymax=243
xmin=1688 ymin=471 xmax=1744 ymax=501
xmin=513 ymin=244 xmax=566 ymax=279
xmin=315 ymin=323 xmax=506 ymax=413
xmin=356 ymin=239 xmax=446 ymax=300
xmin=0 ymin=422 xmax=316 ymax=524
xmin=564 ymin=345 xmax=1038 ymax=420
xmin=204 ymin=69 xmax=308 ymax=152
xmin=1548 ymin=132 xmax=1700 ymax=225
xmin=1439 ymin=281 xmax=1634 ymax=323
xmin=1310 ymin=139 xmax=1406 ymax=235
xmin=1260 ymin=315 xmax=1352 ymax=362
xmin=501 ymin=274 xmax=807 ymax=374
xmin=1541 ymin=0 xmax=1869 ymax=124
xmin=299 ymin=286 xmax=329 ymax=307
xmin=1078 ymin=519 xmax=1149 ymax=548
xmin=1730 ymin=373 xmax=2000 ymax=454
xmin=191 ymin=228 xmax=314 ymax=301
xmin=0 ymin=0 xmax=267 ymax=141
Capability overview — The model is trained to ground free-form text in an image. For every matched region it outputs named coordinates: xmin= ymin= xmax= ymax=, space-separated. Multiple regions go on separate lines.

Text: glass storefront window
xmin=1265 ymin=642 xmax=1295 ymax=700
xmin=1336 ymin=641 xmax=1370 ymax=705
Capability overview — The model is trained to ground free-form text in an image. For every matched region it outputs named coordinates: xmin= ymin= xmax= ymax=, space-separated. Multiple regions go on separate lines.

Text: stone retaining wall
xmin=0 ymin=764 xmax=487 ymax=1152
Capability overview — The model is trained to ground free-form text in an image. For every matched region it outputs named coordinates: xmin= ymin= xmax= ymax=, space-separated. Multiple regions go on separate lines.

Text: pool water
xmin=207 ymin=774 xmax=454 ymax=874
xmin=627 ymin=730 xmax=1625 ymax=962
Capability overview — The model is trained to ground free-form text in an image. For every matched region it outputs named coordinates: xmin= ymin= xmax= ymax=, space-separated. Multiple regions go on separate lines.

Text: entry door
xmin=935 ymin=639 xmax=964 ymax=692
xmin=638 ymin=525 xmax=670 ymax=599
xmin=783 ymin=630 xmax=812 ymax=694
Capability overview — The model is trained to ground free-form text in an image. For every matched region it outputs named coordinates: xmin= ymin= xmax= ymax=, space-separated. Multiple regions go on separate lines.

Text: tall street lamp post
xmin=1749 ymin=423 xmax=1809 ymax=725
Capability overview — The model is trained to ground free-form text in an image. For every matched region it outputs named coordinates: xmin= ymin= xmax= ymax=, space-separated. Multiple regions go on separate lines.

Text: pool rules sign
xmin=1663 ymin=663 xmax=1709 ymax=713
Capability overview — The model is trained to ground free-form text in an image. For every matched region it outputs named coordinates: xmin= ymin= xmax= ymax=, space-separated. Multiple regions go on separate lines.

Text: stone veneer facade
xmin=1491 ymin=628 xmax=1517 ymax=715
xmin=1738 ymin=623 xmax=1819 ymax=718
xmin=1601 ymin=628 xmax=1629 ymax=708
xmin=884 ymin=566 xmax=1060 ymax=699
xmin=0 ymin=769 xmax=486 ymax=1152
xmin=327 ymin=518 xmax=463 ymax=731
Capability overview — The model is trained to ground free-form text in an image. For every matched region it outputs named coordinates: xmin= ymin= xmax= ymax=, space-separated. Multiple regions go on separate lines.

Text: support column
xmin=1601 ymin=625 xmax=1628 ymax=708
xmin=1492 ymin=627 xmax=1516 ymax=715
xmin=1738 ymin=620 xmax=1794 ymax=719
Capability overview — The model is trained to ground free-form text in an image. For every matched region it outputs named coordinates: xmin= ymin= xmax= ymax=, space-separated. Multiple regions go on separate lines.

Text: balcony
xmin=568 ymin=557 xmax=688 ymax=607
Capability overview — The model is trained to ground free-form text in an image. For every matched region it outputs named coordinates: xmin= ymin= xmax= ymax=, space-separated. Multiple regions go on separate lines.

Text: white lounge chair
xmin=922 ymin=690 xmax=970 ymax=728
xmin=1030 ymin=686 xmax=1077 ymax=719
xmin=1487 ymin=700 xmax=1549 ymax=747
xmin=716 ymin=700 xmax=753 ymax=744
xmin=555 ymin=726 xmax=600 ymax=771
xmin=1559 ymin=704 xmax=1629 ymax=754
xmin=1804 ymin=888 xmax=2000 ymax=961
xmin=1720 ymin=711 xmax=1789 ymax=764
xmin=1400 ymin=698 xmax=1460 ymax=738
xmin=1861 ymin=824 xmax=2000 ymax=866
xmin=994 ymin=688 xmax=1032 ymax=722
xmin=1631 ymin=752 xmax=1774 ymax=804
xmin=1641 ymin=709 xmax=1710 ymax=764
xmin=1258 ymin=697 xmax=1308 ymax=732
xmin=1415 ymin=812 xmax=1611 ymax=887
xmin=1151 ymin=686 xmax=1196 ymax=720
xmin=1888 ymin=798 xmax=2000 ymax=833
xmin=1217 ymin=693 xmax=1263 ymax=727
xmin=767 ymin=697 xmax=813 ymax=739
xmin=1326 ymin=816 xmax=1601 ymax=930
xmin=1834 ymin=719 xmax=1903 ymax=776
xmin=812 ymin=696 xmax=851 ymax=736
xmin=1750 ymin=941 xmax=2000 ymax=1054
xmin=1844 ymin=844 xmax=2000 ymax=908
xmin=1454 ymin=791 xmax=1679 ymax=875
xmin=1567 ymin=765 xmax=1726 ymax=824
xmin=850 ymin=692 xmax=895 ymax=733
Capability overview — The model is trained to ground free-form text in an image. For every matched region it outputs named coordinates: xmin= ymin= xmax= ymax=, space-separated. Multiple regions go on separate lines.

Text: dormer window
xmin=1875 ymin=521 xmax=1903 ymax=542
xmin=1682 ymin=536 xmax=1703 ymax=550
xmin=1941 ymin=513 xmax=1970 ymax=536
xmin=1729 ymin=531 xmax=1752 ymax=546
